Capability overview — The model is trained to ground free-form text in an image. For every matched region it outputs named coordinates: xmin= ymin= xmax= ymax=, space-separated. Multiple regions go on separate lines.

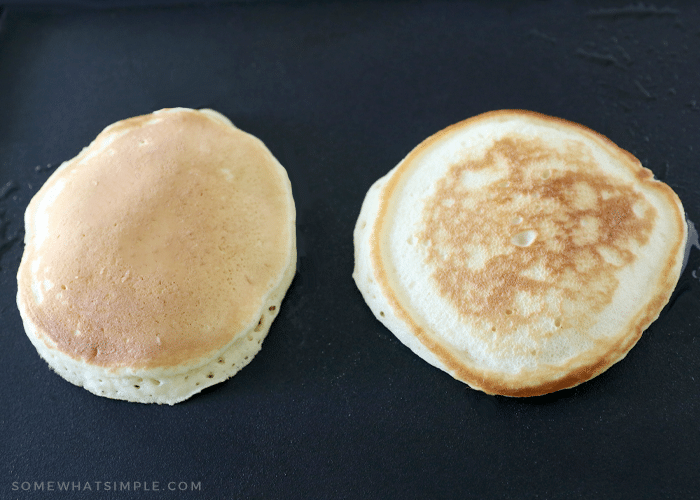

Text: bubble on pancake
xmin=511 ymin=230 xmax=537 ymax=247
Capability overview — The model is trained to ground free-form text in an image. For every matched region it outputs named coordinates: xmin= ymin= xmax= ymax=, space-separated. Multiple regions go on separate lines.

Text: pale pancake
xmin=17 ymin=108 xmax=296 ymax=404
xmin=354 ymin=110 xmax=686 ymax=397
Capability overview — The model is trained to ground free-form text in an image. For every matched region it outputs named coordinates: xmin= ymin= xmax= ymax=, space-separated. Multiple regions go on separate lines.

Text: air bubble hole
xmin=253 ymin=315 xmax=264 ymax=332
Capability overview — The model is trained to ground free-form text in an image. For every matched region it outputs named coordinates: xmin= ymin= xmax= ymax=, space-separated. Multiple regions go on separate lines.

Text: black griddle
xmin=1 ymin=2 xmax=699 ymax=498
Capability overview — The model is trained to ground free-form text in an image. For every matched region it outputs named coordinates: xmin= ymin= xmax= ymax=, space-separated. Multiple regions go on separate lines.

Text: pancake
xmin=353 ymin=110 xmax=686 ymax=397
xmin=16 ymin=108 xmax=296 ymax=404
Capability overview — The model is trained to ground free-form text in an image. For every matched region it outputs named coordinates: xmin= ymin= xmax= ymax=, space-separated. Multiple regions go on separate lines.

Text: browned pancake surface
xmin=418 ymin=134 xmax=657 ymax=339
xmin=18 ymin=110 xmax=293 ymax=369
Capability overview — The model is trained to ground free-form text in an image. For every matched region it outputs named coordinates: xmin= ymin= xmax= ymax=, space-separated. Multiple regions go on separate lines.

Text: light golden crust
xmin=355 ymin=110 xmax=686 ymax=397
xmin=17 ymin=108 xmax=296 ymax=403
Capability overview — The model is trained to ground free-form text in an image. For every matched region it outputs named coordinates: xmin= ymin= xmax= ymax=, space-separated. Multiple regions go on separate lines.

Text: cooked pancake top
xmin=418 ymin=134 xmax=657 ymax=338
xmin=371 ymin=111 xmax=685 ymax=379
xmin=18 ymin=109 xmax=294 ymax=369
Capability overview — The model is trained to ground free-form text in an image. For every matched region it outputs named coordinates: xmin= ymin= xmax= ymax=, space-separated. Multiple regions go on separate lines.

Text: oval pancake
xmin=16 ymin=108 xmax=296 ymax=404
xmin=353 ymin=110 xmax=686 ymax=397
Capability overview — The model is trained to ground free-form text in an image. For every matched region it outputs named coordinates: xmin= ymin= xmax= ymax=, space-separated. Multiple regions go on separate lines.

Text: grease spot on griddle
xmin=0 ymin=181 xmax=18 ymax=200
xmin=634 ymin=79 xmax=655 ymax=99
xmin=575 ymin=48 xmax=624 ymax=68
xmin=587 ymin=4 xmax=680 ymax=19
xmin=684 ymin=218 xmax=699 ymax=277
xmin=528 ymin=29 xmax=556 ymax=44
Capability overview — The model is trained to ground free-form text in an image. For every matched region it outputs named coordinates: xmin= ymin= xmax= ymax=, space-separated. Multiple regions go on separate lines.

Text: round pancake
xmin=353 ymin=110 xmax=686 ymax=397
xmin=16 ymin=108 xmax=296 ymax=404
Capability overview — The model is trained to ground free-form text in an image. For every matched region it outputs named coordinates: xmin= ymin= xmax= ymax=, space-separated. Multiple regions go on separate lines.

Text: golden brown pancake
xmin=353 ymin=110 xmax=686 ymax=397
xmin=17 ymin=108 xmax=296 ymax=404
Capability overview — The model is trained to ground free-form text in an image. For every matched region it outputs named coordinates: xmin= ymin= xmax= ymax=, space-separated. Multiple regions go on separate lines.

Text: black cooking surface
xmin=1 ymin=2 xmax=699 ymax=498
